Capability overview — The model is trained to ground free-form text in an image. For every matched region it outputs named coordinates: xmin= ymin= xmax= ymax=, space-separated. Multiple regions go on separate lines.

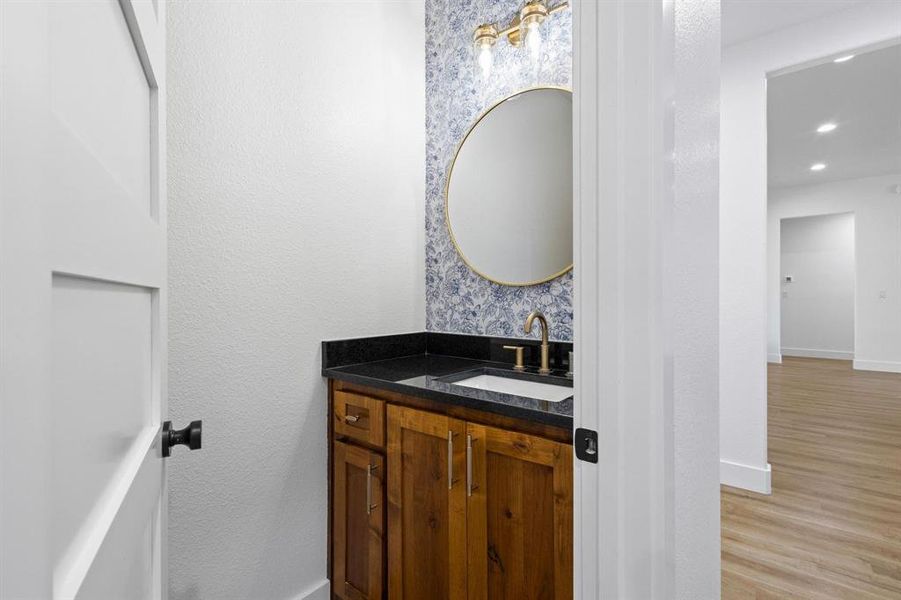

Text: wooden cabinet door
xmin=387 ymin=405 xmax=467 ymax=600
xmin=466 ymin=423 xmax=573 ymax=600
xmin=334 ymin=441 xmax=385 ymax=600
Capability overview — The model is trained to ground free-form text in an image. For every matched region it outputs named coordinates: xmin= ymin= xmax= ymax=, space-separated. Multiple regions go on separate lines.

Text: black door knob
xmin=162 ymin=420 xmax=202 ymax=457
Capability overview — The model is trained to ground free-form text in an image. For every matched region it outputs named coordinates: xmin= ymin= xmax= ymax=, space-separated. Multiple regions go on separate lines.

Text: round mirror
xmin=446 ymin=87 xmax=572 ymax=286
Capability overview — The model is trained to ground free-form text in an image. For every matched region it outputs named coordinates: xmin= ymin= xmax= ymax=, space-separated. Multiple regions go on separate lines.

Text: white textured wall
xmin=779 ymin=213 xmax=855 ymax=358
xmin=719 ymin=0 xmax=901 ymax=492
xmin=166 ymin=3 xmax=425 ymax=599
xmin=770 ymin=175 xmax=901 ymax=372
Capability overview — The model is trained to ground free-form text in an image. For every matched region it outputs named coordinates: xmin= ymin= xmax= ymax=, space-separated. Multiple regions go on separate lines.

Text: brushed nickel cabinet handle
xmin=466 ymin=434 xmax=473 ymax=497
xmin=448 ymin=431 xmax=454 ymax=490
xmin=344 ymin=414 xmax=360 ymax=424
xmin=366 ymin=464 xmax=378 ymax=515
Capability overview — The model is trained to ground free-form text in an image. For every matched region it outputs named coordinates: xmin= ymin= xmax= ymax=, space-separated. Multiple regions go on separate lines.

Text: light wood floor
xmin=722 ymin=357 xmax=901 ymax=599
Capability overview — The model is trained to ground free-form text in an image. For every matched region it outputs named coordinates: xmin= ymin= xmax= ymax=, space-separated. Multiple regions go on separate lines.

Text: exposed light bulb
xmin=472 ymin=24 xmax=498 ymax=82
xmin=477 ymin=43 xmax=493 ymax=78
xmin=810 ymin=163 xmax=827 ymax=171
xmin=833 ymin=54 xmax=855 ymax=63
xmin=816 ymin=122 xmax=837 ymax=133
xmin=525 ymin=21 xmax=542 ymax=63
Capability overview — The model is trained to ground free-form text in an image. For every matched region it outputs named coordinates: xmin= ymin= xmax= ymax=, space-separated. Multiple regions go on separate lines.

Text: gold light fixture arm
xmin=497 ymin=17 xmax=521 ymax=43
xmin=478 ymin=1 xmax=570 ymax=50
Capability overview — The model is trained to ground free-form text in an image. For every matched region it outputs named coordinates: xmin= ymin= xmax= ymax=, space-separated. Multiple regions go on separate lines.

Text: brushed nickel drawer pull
xmin=344 ymin=414 xmax=360 ymax=424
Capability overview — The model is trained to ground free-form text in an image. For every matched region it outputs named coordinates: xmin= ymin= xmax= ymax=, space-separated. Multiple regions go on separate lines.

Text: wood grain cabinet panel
xmin=466 ymin=424 xmax=573 ymax=600
xmin=387 ymin=405 xmax=468 ymax=600
xmin=333 ymin=441 xmax=385 ymax=600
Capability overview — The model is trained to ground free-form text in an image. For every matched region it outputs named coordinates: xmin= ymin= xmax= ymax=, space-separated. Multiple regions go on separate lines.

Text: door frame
xmin=572 ymin=1 xmax=722 ymax=597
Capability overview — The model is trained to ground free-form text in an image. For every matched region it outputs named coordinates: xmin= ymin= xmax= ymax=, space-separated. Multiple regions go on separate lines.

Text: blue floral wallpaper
xmin=425 ymin=0 xmax=573 ymax=341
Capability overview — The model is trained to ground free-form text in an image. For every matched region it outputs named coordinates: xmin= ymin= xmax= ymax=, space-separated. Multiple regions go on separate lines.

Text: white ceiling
xmin=767 ymin=43 xmax=901 ymax=188
xmin=722 ymin=0 xmax=867 ymax=47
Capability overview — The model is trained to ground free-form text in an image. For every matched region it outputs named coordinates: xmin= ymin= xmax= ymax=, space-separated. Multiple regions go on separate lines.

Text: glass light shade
xmin=524 ymin=21 xmax=542 ymax=63
xmin=473 ymin=24 xmax=497 ymax=80
xmin=477 ymin=42 xmax=493 ymax=78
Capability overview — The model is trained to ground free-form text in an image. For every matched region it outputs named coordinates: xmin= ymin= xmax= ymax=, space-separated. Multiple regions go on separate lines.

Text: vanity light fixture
xmin=810 ymin=163 xmax=827 ymax=171
xmin=520 ymin=0 xmax=548 ymax=63
xmin=473 ymin=0 xmax=570 ymax=78
xmin=474 ymin=24 xmax=498 ymax=78
xmin=816 ymin=122 xmax=837 ymax=133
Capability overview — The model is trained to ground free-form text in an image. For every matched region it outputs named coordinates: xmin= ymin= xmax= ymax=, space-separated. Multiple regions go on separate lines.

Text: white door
xmin=1 ymin=1 xmax=170 ymax=598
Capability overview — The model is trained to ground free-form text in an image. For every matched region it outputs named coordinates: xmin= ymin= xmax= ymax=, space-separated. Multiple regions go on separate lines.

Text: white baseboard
xmin=853 ymin=359 xmax=901 ymax=373
xmin=296 ymin=579 xmax=330 ymax=600
xmin=720 ymin=460 xmax=771 ymax=494
xmin=767 ymin=353 xmax=782 ymax=364
xmin=782 ymin=347 xmax=853 ymax=360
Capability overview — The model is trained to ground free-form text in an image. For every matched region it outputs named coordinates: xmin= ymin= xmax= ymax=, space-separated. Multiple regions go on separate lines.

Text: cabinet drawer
xmin=334 ymin=390 xmax=385 ymax=448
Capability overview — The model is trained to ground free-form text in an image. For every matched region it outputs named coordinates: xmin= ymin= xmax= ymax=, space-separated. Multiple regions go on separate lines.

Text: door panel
xmin=75 ymin=445 xmax=162 ymax=600
xmin=51 ymin=276 xmax=154 ymax=565
xmin=80 ymin=513 xmax=155 ymax=600
xmin=387 ymin=405 xmax=467 ymax=600
xmin=0 ymin=0 xmax=168 ymax=597
xmin=333 ymin=441 xmax=385 ymax=600
xmin=49 ymin=0 xmax=151 ymax=211
xmin=467 ymin=423 xmax=573 ymax=600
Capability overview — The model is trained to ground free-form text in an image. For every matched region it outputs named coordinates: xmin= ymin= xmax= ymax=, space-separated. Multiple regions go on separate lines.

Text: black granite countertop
xmin=322 ymin=333 xmax=574 ymax=430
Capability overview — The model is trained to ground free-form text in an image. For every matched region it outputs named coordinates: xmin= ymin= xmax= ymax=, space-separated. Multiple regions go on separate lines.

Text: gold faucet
xmin=524 ymin=310 xmax=551 ymax=375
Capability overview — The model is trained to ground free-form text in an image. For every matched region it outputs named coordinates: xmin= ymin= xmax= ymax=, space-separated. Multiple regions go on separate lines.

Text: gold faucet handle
xmin=502 ymin=345 xmax=526 ymax=371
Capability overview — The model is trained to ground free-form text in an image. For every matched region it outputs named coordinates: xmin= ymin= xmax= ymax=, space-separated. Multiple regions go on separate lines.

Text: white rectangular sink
xmin=450 ymin=374 xmax=572 ymax=402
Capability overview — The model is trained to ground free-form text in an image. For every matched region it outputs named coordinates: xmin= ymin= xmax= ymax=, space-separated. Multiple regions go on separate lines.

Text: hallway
xmin=722 ymin=358 xmax=901 ymax=598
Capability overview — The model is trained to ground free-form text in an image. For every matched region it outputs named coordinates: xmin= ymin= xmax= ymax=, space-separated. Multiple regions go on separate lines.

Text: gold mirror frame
xmin=444 ymin=86 xmax=573 ymax=287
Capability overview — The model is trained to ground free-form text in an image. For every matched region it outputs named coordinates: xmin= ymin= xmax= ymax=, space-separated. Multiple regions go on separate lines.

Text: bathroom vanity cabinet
xmin=328 ymin=379 xmax=573 ymax=600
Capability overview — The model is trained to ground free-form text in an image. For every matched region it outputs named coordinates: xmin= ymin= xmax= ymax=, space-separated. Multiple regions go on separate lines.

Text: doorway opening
xmin=722 ymin=37 xmax=901 ymax=597
xmin=779 ymin=212 xmax=855 ymax=361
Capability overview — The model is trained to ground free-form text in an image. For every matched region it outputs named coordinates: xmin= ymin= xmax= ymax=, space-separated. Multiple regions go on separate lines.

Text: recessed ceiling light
xmin=810 ymin=163 xmax=827 ymax=171
xmin=833 ymin=54 xmax=855 ymax=63
xmin=817 ymin=123 xmax=837 ymax=133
